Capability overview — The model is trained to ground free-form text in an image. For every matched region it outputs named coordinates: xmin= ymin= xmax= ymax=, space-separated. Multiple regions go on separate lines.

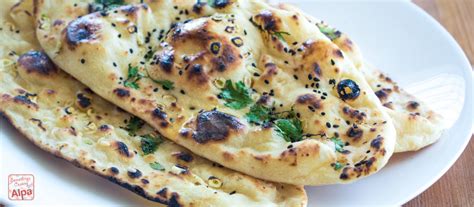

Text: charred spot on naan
xmin=192 ymin=110 xmax=244 ymax=144
xmin=113 ymin=88 xmax=131 ymax=98
xmin=65 ymin=14 xmax=102 ymax=49
xmin=114 ymin=141 xmax=133 ymax=158
xmin=165 ymin=18 xmax=242 ymax=74
xmin=18 ymin=51 xmax=58 ymax=76
xmin=296 ymin=94 xmax=323 ymax=110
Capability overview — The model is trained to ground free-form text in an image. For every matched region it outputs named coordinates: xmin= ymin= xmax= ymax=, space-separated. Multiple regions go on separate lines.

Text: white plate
xmin=1 ymin=0 xmax=472 ymax=206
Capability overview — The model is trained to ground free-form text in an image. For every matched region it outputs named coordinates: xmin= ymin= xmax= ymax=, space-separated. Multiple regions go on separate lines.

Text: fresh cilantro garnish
xmin=330 ymin=137 xmax=345 ymax=153
xmin=124 ymin=64 xmax=144 ymax=89
xmin=219 ymin=80 xmax=253 ymax=109
xmin=274 ymin=117 xmax=303 ymax=142
xmin=91 ymin=0 xmax=125 ymax=12
xmin=316 ymin=24 xmax=341 ymax=41
xmin=140 ymin=134 xmax=164 ymax=155
xmin=125 ymin=116 xmax=145 ymax=136
xmin=150 ymin=162 xmax=165 ymax=171
xmin=333 ymin=162 xmax=344 ymax=170
xmin=272 ymin=31 xmax=291 ymax=42
xmin=246 ymin=104 xmax=272 ymax=124
xmin=153 ymin=79 xmax=175 ymax=90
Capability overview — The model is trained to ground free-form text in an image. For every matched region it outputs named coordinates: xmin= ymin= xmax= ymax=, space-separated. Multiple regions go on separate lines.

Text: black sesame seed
xmin=326 ymin=122 xmax=331 ymax=128
xmin=80 ymin=59 xmax=85 ymax=64
xmin=264 ymin=80 xmax=269 ymax=84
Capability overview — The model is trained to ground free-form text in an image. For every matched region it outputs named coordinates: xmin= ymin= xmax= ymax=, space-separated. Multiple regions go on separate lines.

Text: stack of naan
xmin=0 ymin=0 xmax=445 ymax=206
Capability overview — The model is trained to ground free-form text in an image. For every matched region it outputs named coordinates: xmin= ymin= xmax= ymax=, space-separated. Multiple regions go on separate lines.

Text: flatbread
xmin=277 ymin=3 xmax=446 ymax=152
xmin=35 ymin=0 xmax=397 ymax=185
xmin=0 ymin=1 xmax=307 ymax=206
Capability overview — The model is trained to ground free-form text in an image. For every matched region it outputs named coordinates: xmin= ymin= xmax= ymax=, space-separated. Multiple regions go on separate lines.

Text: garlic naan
xmin=277 ymin=3 xmax=445 ymax=152
xmin=0 ymin=1 xmax=307 ymax=206
xmin=35 ymin=0 xmax=396 ymax=185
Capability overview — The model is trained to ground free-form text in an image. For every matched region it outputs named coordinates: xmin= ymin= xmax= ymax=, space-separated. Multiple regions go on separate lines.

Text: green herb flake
xmin=124 ymin=64 xmax=144 ymax=89
xmin=92 ymin=0 xmax=125 ymax=11
xmin=153 ymin=79 xmax=175 ymax=90
xmin=274 ymin=118 xmax=303 ymax=142
xmin=272 ymin=31 xmax=290 ymax=42
xmin=333 ymin=162 xmax=344 ymax=170
xmin=140 ymin=134 xmax=164 ymax=155
xmin=317 ymin=24 xmax=341 ymax=41
xmin=246 ymin=104 xmax=272 ymax=124
xmin=125 ymin=116 xmax=145 ymax=136
xmin=150 ymin=162 xmax=165 ymax=171
xmin=84 ymin=139 xmax=93 ymax=145
xmin=219 ymin=80 xmax=253 ymax=110
xmin=330 ymin=137 xmax=345 ymax=153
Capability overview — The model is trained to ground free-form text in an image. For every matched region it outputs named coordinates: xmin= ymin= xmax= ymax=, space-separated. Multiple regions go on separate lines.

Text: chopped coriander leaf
xmin=330 ymin=137 xmax=345 ymax=153
xmin=274 ymin=118 xmax=303 ymax=142
xmin=333 ymin=162 xmax=344 ymax=170
xmin=140 ymin=134 xmax=164 ymax=155
xmin=91 ymin=0 xmax=125 ymax=12
xmin=125 ymin=116 xmax=145 ymax=136
xmin=272 ymin=31 xmax=290 ymax=42
xmin=124 ymin=64 xmax=144 ymax=89
xmin=219 ymin=80 xmax=253 ymax=109
xmin=150 ymin=162 xmax=165 ymax=171
xmin=246 ymin=104 xmax=272 ymax=124
xmin=153 ymin=79 xmax=175 ymax=90
xmin=316 ymin=24 xmax=341 ymax=41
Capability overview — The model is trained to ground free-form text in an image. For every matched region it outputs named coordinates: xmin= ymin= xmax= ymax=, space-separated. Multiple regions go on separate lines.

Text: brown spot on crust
xmin=13 ymin=95 xmax=38 ymax=109
xmin=257 ymin=94 xmax=271 ymax=105
xmin=66 ymin=15 xmax=101 ymax=49
xmin=374 ymin=88 xmax=392 ymax=101
xmin=254 ymin=10 xmax=278 ymax=31
xmin=383 ymin=102 xmax=393 ymax=109
xmin=187 ymin=64 xmax=209 ymax=84
xmin=113 ymin=88 xmax=130 ymax=98
xmin=127 ymin=169 xmax=142 ymax=178
xmin=346 ymin=126 xmax=363 ymax=140
xmin=407 ymin=101 xmax=419 ymax=111
xmin=212 ymin=0 xmax=232 ymax=9
xmin=223 ymin=151 xmax=234 ymax=160
xmin=371 ymin=136 xmax=384 ymax=150
xmin=174 ymin=152 xmax=194 ymax=162
xmin=333 ymin=49 xmax=344 ymax=58
xmin=18 ymin=51 xmax=58 ymax=76
xmin=115 ymin=141 xmax=132 ymax=158
xmin=156 ymin=50 xmax=174 ymax=73
xmin=192 ymin=110 xmax=244 ymax=144
xmin=77 ymin=93 xmax=91 ymax=108
xmin=109 ymin=167 xmax=119 ymax=174
xmin=342 ymin=106 xmax=366 ymax=122
xmin=152 ymin=108 xmax=167 ymax=120
xmin=296 ymin=94 xmax=322 ymax=109
xmin=313 ymin=63 xmax=322 ymax=77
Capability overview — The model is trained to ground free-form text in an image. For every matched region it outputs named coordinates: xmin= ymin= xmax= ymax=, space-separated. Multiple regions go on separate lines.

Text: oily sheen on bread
xmin=0 ymin=1 xmax=307 ymax=206
xmin=36 ymin=0 xmax=396 ymax=185
xmin=277 ymin=3 xmax=446 ymax=152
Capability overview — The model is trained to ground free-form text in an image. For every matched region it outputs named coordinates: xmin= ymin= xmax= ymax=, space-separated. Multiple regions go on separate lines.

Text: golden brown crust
xmin=0 ymin=1 xmax=307 ymax=206
xmin=35 ymin=0 xmax=396 ymax=185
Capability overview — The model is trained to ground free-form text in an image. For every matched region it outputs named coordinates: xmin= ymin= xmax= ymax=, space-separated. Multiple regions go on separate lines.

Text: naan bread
xmin=0 ymin=1 xmax=307 ymax=206
xmin=35 ymin=0 xmax=396 ymax=185
xmin=277 ymin=3 xmax=446 ymax=152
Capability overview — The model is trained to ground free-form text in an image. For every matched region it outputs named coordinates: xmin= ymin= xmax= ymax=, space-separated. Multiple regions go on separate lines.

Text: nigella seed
xmin=231 ymin=37 xmax=243 ymax=47
xmin=210 ymin=42 xmax=221 ymax=55
xmin=225 ymin=26 xmax=235 ymax=33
